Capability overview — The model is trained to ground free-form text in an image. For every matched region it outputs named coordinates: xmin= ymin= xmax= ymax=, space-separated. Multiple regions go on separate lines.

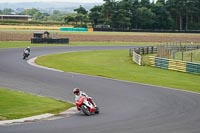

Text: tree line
xmin=87 ymin=0 xmax=200 ymax=30
xmin=0 ymin=0 xmax=200 ymax=30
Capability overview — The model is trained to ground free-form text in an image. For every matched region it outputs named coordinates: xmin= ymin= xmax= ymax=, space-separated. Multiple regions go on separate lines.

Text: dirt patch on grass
xmin=0 ymin=116 xmax=7 ymax=120
xmin=0 ymin=31 xmax=200 ymax=43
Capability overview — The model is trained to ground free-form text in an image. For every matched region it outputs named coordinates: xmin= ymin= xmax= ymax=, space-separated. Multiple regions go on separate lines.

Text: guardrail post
xmin=129 ymin=48 xmax=132 ymax=57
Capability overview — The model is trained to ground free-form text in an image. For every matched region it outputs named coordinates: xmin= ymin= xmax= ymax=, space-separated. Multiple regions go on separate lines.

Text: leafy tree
xmin=112 ymin=0 xmax=131 ymax=29
xmin=185 ymin=0 xmax=200 ymax=30
xmin=64 ymin=15 xmax=75 ymax=24
xmin=152 ymin=1 xmax=173 ymax=29
xmin=22 ymin=8 xmax=39 ymax=16
xmin=2 ymin=8 xmax=13 ymax=15
xmin=49 ymin=10 xmax=64 ymax=21
xmin=129 ymin=0 xmax=140 ymax=29
xmin=156 ymin=0 xmax=165 ymax=5
xmin=137 ymin=7 xmax=155 ymax=29
xmin=74 ymin=5 xmax=89 ymax=26
xmin=101 ymin=0 xmax=116 ymax=26
xmin=33 ymin=12 xmax=43 ymax=21
xmin=89 ymin=5 xmax=103 ymax=26
xmin=74 ymin=5 xmax=88 ymax=15
xmin=166 ymin=0 xmax=200 ymax=30
xmin=140 ymin=0 xmax=151 ymax=8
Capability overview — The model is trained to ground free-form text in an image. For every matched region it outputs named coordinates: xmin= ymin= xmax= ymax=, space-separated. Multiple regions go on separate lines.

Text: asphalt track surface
xmin=0 ymin=46 xmax=200 ymax=133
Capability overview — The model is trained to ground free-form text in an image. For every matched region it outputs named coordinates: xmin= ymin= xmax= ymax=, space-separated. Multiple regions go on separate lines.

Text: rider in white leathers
xmin=23 ymin=46 xmax=31 ymax=59
xmin=73 ymin=88 xmax=96 ymax=111
xmin=24 ymin=46 xmax=31 ymax=53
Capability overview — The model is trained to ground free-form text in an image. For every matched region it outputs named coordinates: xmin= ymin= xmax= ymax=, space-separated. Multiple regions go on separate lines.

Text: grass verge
xmin=36 ymin=50 xmax=200 ymax=93
xmin=0 ymin=88 xmax=74 ymax=120
xmin=0 ymin=41 xmax=68 ymax=48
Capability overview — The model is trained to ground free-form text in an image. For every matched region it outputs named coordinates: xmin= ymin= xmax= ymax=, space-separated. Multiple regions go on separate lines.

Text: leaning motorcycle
xmin=23 ymin=50 xmax=30 ymax=60
xmin=76 ymin=96 xmax=99 ymax=116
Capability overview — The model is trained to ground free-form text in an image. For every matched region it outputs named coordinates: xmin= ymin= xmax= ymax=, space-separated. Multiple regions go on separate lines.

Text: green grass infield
xmin=36 ymin=50 xmax=200 ymax=93
xmin=0 ymin=88 xmax=74 ymax=120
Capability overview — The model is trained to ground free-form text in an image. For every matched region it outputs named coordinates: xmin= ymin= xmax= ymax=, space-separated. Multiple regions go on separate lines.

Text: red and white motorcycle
xmin=76 ymin=96 xmax=99 ymax=116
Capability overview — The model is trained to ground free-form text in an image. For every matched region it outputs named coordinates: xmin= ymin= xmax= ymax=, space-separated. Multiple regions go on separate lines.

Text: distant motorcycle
xmin=76 ymin=96 xmax=99 ymax=116
xmin=23 ymin=50 xmax=30 ymax=60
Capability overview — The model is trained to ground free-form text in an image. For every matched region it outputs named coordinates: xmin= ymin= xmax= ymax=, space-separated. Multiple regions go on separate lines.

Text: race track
xmin=0 ymin=46 xmax=200 ymax=133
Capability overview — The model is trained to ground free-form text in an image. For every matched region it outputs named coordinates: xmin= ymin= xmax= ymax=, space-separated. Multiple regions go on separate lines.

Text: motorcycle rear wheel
xmin=81 ymin=105 xmax=91 ymax=116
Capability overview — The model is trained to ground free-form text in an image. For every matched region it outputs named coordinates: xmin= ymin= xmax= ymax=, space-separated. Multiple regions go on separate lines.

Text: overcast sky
xmin=0 ymin=0 xmax=104 ymax=3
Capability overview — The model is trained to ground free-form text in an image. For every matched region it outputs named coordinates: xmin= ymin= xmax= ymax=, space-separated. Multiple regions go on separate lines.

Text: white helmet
xmin=73 ymin=88 xmax=80 ymax=95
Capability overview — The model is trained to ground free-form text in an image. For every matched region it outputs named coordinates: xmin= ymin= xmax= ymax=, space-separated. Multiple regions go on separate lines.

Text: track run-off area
xmin=0 ymin=46 xmax=200 ymax=133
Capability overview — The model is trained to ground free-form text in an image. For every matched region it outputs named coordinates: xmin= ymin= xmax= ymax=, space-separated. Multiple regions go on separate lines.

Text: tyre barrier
xmin=149 ymin=56 xmax=200 ymax=74
xmin=31 ymin=38 xmax=69 ymax=44
xmin=130 ymin=46 xmax=200 ymax=74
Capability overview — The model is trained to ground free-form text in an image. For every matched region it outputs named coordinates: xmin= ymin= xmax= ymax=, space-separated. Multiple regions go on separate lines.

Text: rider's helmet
xmin=27 ymin=46 xmax=30 ymax=49
xmin=73 ymin=88 xmax=80 ymax=95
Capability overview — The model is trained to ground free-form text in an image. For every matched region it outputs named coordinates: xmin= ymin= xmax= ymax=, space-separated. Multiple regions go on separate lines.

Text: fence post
xmin=182 ymin=51 xmax=184 ymax=61
xmin=142 ymin=47 xmax=145 ymax=55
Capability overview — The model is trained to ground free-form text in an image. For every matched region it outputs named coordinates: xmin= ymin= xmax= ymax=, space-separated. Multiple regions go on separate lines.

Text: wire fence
xmin=129 ymin=42 xmax=200 ymax=65
xmin=157 ymin=42 xmax=200 ymax=63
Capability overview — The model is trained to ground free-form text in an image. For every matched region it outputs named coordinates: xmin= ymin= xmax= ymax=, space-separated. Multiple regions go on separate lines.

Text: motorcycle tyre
xmin=23 ymin=55 xmax=26 ymax=60
xmin=81 ymin=105 xmax=91 ymax=116
xmin=23 ymin=54 xmax=28 ymax=60
xmin=95 ymin=107 xmax=100 ymax=114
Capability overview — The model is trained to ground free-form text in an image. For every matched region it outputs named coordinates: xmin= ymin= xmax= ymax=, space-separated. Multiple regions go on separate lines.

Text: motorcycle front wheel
xmin=95 ymin=107 xmax=100 ymax=114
